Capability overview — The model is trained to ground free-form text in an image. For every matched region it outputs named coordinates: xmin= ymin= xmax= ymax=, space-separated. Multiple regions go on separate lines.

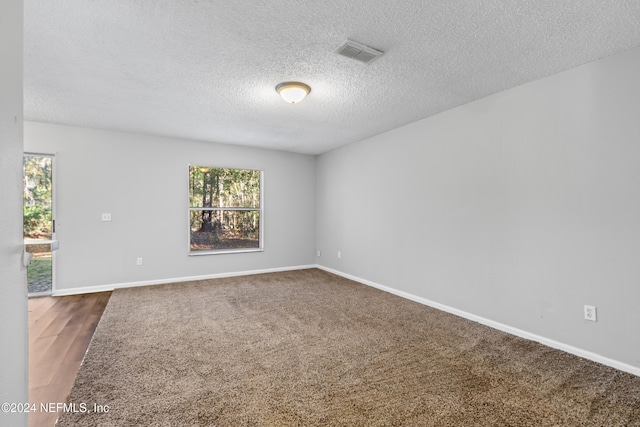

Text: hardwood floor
xmin=28 ymin=292 xmax=111 ymax=427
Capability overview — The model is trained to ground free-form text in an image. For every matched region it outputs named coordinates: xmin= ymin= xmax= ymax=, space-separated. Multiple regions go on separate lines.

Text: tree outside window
xmin=188 ymin=166 xmax=262 ymax=254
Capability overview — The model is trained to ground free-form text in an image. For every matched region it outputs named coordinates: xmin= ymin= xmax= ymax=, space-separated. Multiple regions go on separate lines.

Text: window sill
xmin=188 ymin=248 xmax=264 ymax=256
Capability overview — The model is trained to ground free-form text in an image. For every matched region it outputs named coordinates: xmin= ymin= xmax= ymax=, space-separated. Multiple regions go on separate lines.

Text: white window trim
xmin=187 ymin=166 xmax=264 ymax=256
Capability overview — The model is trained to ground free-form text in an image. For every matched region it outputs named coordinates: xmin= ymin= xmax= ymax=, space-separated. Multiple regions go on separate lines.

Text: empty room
xmin=2 ymin=1 xmax=640 ymax=426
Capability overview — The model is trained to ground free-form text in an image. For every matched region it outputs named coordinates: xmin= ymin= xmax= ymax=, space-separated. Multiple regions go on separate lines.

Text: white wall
xmin=24 ymin=122 xmax=316 ymax=293
xmin=317 ymin=46 xmax=640 ymax=373
xmin=0 ymin=1 xmax=28 ymax=425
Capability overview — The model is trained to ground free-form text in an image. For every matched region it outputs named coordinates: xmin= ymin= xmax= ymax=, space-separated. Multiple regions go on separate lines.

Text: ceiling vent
xmin=334 ymin=39 xmax=384 ymax=65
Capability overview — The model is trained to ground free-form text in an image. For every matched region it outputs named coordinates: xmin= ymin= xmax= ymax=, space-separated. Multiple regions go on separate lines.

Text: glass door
xmin=23 ymin=153 xmax=55 ymax=296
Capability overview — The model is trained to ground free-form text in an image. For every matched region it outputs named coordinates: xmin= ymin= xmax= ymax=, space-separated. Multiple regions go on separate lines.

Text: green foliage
xmin=189 ymin=166 xmax=260 ymax=208
xmin=189 ymin=165 xmax=260 ymax=232
xmin=23 ymin=155 xmax=53 ymax=238
xmin=24 ymin=205 xmax=52 ymax=237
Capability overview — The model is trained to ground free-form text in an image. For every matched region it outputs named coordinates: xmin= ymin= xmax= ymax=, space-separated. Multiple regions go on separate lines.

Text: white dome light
xmin=276 ymin=82 xmax=311 ymax=104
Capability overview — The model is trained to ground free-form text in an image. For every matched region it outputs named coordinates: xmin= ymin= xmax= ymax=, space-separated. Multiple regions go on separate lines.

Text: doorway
xmin=23 ymin=153 xmax=55 ymax=296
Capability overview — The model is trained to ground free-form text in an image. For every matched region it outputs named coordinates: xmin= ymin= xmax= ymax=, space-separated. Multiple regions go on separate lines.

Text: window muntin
xmin=188 ymin=166 xmax=262 ymax=254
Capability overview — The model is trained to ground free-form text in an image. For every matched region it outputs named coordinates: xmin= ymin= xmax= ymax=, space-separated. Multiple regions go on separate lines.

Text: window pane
xmin=190 ymin=210 xmax=260 ymax=252
xmin=23 ymin=155 xmax=53 ymax=239
xmin=189 ymin=167 xmax=260 ymax=208
xmin=24 ymin=154 xmax=54 ymax=295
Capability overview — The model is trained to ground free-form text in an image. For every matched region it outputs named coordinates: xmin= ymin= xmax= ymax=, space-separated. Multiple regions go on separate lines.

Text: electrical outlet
xmin=584 ymin=305 xmax=597 ymax=322
xmin=101 ymin=213 xmax=112 ymax=221
xmin=317 ymin=250 xmax=321 ymax=257
xmin=337 ymin=251 xmax=341 ymax=259
xmin=136 ymin=257 xmax=143 ymax=266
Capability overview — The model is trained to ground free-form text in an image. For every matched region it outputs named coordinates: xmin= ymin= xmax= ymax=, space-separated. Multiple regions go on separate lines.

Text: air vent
xmin=334 ymin=39 xmax=384 ymax=65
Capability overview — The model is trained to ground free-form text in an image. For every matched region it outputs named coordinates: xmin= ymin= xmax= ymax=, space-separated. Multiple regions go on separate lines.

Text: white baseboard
xmin=51 ymin=264 xmax=317 ymax=297
xmin=316 ymin=265 xmax=640 ymax=378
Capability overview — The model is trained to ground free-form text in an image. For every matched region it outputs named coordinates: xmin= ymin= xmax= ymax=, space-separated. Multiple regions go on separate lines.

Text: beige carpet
xmin=58 ymin=269 xmax=640 ymax=426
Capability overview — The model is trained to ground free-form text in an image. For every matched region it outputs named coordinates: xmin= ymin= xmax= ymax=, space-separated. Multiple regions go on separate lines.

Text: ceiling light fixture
xmin=276 ymin=82 xmax=311 ymax=104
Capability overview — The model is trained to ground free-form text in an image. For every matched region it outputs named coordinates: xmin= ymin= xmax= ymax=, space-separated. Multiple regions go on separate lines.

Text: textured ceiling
xmin=24 ymin=1 xmax=640 ymax=154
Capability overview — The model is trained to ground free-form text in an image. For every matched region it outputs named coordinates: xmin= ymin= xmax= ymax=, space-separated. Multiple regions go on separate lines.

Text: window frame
xmin=187 ymin=164 xmax=264 ymax=256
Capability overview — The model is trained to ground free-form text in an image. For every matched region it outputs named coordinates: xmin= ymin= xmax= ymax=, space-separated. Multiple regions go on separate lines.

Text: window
xmin=188 ymin=166 xmax=262 ymax=254
xmin=24 ymin=153 xmax=55 ymax=295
